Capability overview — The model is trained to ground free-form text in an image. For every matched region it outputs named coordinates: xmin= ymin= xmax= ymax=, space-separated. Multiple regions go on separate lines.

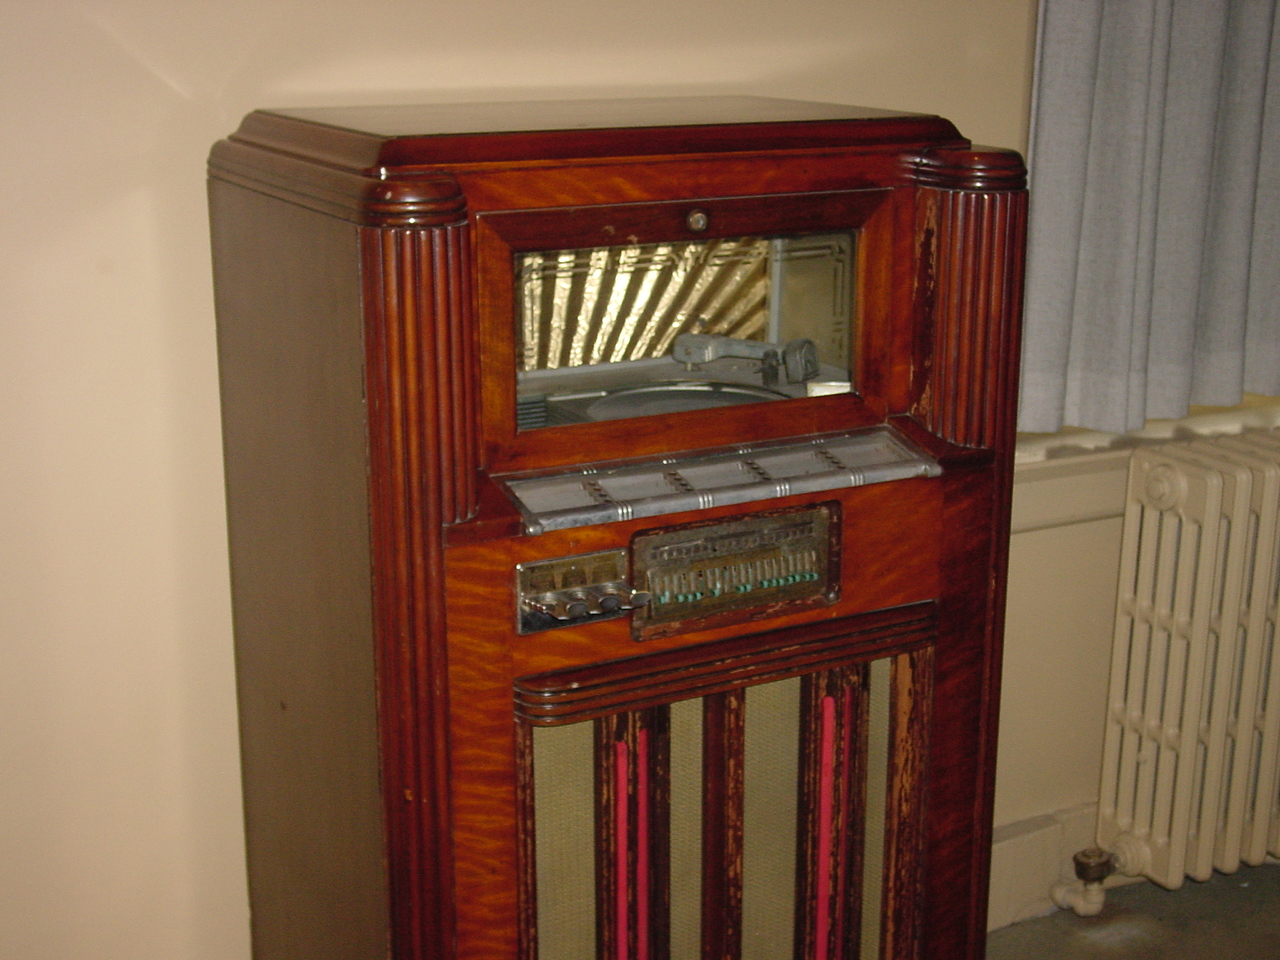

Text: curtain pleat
xmin=1018 ymin=0 xmax=1280 ymax=433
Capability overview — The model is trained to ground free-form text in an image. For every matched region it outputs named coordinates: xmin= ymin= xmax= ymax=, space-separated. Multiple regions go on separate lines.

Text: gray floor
xmin=986 ymin=863 xmax=1280 ymax=960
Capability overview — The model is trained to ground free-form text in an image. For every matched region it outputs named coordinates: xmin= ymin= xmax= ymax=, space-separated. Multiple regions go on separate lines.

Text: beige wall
xmin=0 ymin=2 xmax=1037 ymax=957
xmin=997 ymin=451 xmax=1134 ymax=829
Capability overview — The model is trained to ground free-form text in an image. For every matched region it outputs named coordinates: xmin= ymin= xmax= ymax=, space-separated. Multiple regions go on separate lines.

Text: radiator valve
xmin=1051 ymin=847 xmax=1116 ymax=917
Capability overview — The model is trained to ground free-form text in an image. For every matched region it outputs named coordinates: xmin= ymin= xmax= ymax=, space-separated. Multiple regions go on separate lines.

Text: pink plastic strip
xmin=615 ymin=739 xmax=630 ymax=960
xmin=637 ymin=728 xmax=650 ymax=960
xmin=815 ymin=694 xmax=837 ymax=960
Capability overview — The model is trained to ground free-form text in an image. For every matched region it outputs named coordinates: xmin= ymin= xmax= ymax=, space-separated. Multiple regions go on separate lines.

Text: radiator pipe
xmin=1051 ymin=848 xmax=1114 ymax=916
xmin=1052 ymin=836 xmax=1150 ymax=916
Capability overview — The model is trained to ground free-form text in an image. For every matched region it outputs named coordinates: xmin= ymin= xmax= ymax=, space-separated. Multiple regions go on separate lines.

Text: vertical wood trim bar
xmin=516 ymin=723 xmax=538 ymax=960
xmin=796 ymin=667 xmax=869 ymax=960
xmin=909 ymin=148 xmax=1025 ymax=953
xmin=878 ymin=648 xmax=935 ymax=960
xmin=596 ymin=709 xmax=671 ymax=960
xmin=701 ymin=690 xmax=745 ymax=960
xmin=814 ymin=694 xmax=837 ymax=960
xmin=435 ymin=223 xmax=480 ymax=521
xmin=644 ymin=708 xmax=672 ymax=960
xmin=362 ymin=219 xmax=476 ymax=960
xmin=597 ymin=716 xmax=624 ymax=960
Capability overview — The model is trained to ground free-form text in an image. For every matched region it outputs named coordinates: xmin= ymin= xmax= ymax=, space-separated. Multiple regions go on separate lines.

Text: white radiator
xmin=1099 ymin=429 xmax=1280 ymax=888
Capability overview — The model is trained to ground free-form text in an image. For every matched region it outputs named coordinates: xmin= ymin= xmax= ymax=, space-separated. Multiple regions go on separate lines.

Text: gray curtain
xmin=1018 ymin=0 xmax=1280 ymax=433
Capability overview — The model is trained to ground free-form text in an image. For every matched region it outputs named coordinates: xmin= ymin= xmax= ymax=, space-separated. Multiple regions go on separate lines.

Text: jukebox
xmin=209 ymin=97 xmax=1025 ymax=960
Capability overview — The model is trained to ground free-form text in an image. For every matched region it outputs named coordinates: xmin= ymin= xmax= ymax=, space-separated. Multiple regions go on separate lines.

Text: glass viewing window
xmin=515 ymin=232 xmax=855 ymax=430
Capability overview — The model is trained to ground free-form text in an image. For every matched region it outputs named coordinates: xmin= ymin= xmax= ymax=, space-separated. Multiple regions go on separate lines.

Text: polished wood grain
xmin=211 ymin=97 xmax=1027 ymax=960
xmin=514 ymin=723 xmax=539 ymax=960
xmin=471 ymin=175 xmax=896 ymax=473
xmin=445 ymin=594 xmax=521 ymax=960
xmin=880 ymin=647 xmax=934 ymax=960
xmin=361 ymin=220 xmax=482 ymax=960
xmin=644 ymin=709 xmax=673 ymax=960
xmin=911 ymin=149 xmax=1027 ymax=451
xmin=512 ymin=603 xmax=938 ymax=726
xmin=454 ymin=480 xmax=942 ymax=686
xmin=220 ymin=96 xmax=963 ymax=171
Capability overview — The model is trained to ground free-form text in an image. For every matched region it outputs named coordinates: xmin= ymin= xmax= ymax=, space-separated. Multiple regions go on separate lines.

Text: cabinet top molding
xmin=209 ymin=95 xmax=1024 ymax=226
xmin=225 ymin=96 xmax=963 ymax=165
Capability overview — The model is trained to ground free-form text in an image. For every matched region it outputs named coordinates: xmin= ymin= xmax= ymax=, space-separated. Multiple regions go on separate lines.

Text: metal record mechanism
xmin=514 ymin=231 xmax=854 ymax=429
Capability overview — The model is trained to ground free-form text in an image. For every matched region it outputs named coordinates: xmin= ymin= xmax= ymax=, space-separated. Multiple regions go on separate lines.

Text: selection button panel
xmin=630 ymin=504 xmax=839 ymax=640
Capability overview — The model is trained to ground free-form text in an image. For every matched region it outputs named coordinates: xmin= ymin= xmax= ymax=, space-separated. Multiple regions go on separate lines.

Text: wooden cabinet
xmin=209 ymin=97 xmax=1025 ymax=960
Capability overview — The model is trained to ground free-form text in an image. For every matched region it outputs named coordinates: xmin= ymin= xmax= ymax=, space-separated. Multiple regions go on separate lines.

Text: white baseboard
xmin=988 ymin=804 xmax=1091 ymax=930
xmin=987 ymin=803 xmax=1144 ymax=931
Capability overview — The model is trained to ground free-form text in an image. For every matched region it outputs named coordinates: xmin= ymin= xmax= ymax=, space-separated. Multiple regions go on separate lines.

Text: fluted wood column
xmin=908 ymin=147 xmax=1026 ymax=954
xmin=362 ymin=202 xmax=479 ymax=960
xmin=912 ymin=148 xmax=1027 ymax=455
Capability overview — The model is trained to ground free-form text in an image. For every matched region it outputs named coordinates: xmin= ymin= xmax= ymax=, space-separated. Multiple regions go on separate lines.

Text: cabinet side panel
xmin=210 ymin=181 xmax=390 ymax=959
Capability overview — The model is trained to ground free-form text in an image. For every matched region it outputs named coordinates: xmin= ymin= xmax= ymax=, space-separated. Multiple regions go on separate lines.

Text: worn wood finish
xmin=644 ymin=709 xmax=673 ymax=960
xmin=701 ymin=690 xmax=746 ymax=960
xmin=880 ymin=647 xmax=935 ymax=960
xmin=794 ymin=666 xmax=873 ymax=960
xmin=362 ymin=220 xmax=479 ymax=960
xmin=511 ymin=616 xmax=937 ymax=960
xmin=903 ymin=462 xmax=1002 ymax=960
xmin=515 ymin=722 xmax=539 ymax=960
xmin=512 ymin=603 xmax=938 ymax=726
xmin=209 ymin=97 xmax=1026 ymax=960
xmin=594 ymin=708 xmax=673 ymax=960
xmin=914 ymin=178 xmax=1027 ymax=451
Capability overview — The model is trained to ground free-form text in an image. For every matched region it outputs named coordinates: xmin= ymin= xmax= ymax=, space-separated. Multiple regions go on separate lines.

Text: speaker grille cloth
xmin=534 ymin=722 xmax=596 ymax=960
